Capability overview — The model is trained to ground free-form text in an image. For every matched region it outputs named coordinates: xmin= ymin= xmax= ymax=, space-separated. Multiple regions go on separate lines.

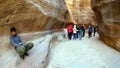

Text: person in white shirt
xmin=73 ymin=25 xmax=78 ymax=39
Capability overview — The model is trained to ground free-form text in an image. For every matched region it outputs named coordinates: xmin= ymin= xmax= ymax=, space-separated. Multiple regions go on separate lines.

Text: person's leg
xmin=68 ymin=33 xmax=71 ymax=40
xmin=79 ymin=32 xmax=81 ymax=40
xmin=70 ymin=32 xmax=73 ymax=40
xmin=83 ymin=31 xmax=85 ymax=37
xmin=23 ymin=42 xmax=34 ymax=56
xmin=90 ymin=32 xmax=92 ymax=37
xmin=15 ymin=46 xmax=25 ymax=59
xmin=79 ymin=33 xmax=81 ymax=40
xmin=84 ymin=31 xmax=85 ymax=36
xmin=81 ymin=32 xmax=83 ymax=37
xmin=94 ymin=31 xmax=96 ymax=36
xmin=74 ymin=33 xmax=76 ymax=39
xmin=76 ymin=32 xmax=78 ymax=38
xmin=73 ymin=33 xmax=76 ymax=39
xmin=24 ymin=42 xmax=34 ymax=52
xmin=65 ymin=33 xmax=68 ymax=39
xmin=73 ymin=33 xmax=75 ymax=39
xmin=88 ymin=32 xmax=90 ymax=38
xmin=93 ymin=32 xmax=95 ymax=36
xmin=94 ymin=32 xmax=95 ymax=36
xmin=67 ymin=33 xmax=69 ymax=39
xmin=80 ymin=32 xmax=83 ymax=40
xmin=75 ymin=33 xmax=78 ymax=39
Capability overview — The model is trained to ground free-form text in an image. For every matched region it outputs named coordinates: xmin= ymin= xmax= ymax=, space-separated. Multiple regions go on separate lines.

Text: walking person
xmin=79 ymin=26 xmax=83 ymax=40
xmin=73 ymin=25 xmax=78 ymax=40
xmin=93 ymin=26 xmax=97 ymax=36
xmin=88 ymin=25 xmax=92 ymax=38
xmin=81 ymin=25 xmax=85 ymax=37
xmin=10 ymin=27 xmax=34 ymax=59
xmin=76 ymin=25 xmax=79 ymax=38
xmin=67 ymin=24 xmax=73 ymax=40
xmin=64 ymin=28 xmax=68 ymax=39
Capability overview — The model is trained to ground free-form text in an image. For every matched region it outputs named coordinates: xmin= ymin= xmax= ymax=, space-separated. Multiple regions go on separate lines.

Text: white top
xmin=73 ymin=25 xmax=78 ymax=33
xmin=64 ymin=28 xmax=67 ymax=33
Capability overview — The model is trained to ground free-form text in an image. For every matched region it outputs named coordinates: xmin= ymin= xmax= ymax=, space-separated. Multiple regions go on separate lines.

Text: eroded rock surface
xmin=0 ymin=0 xmax=67 ymax=36
xmin=65 ymin=0 xmax=94 ymax=24
xmin=91 ymin=0 xmax=120 ymax=51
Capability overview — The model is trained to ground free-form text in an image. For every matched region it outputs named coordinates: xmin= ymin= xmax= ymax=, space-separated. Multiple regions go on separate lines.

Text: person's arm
xmin=10 ymin=37 xmax=20 ymax=47
xmin=76 ymin=28 xmax=78 ymax=31
xmin=18 ymin=35 xmax=23 ymax=45
xmin=88 ymin=28 xmax=89 ymax=32
xmin=75 ymin=28 xmax=78 ymax=31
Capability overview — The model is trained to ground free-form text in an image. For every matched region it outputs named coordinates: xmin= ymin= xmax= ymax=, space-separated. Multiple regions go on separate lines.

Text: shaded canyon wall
xmin=91 ymin=0 xmax=120 ymax=51
xmin=0 ymin=0 xmax=67 ymax=36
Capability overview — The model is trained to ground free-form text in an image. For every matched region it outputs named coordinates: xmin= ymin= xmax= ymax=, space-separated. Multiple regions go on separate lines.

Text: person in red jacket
xmin=67 ymin=24 xmax=73 ymax=40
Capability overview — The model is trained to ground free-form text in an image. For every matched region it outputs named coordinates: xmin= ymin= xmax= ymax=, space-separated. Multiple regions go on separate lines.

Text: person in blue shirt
xmin=10 ymin=27 xmax=34 ymax=59
xmin=88 ymin=25 xmax=93 ymax=38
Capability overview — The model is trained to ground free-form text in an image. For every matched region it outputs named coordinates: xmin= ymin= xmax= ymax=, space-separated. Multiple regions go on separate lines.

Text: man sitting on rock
xmin=10 ymin=27 xmax=34 ymax=59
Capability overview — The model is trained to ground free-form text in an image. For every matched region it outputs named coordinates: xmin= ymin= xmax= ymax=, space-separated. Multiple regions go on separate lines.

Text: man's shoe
xmin=20 ymin=55 xmax=25 ymax=59
xmin=24 ymin=53 xmax=29 ymax=56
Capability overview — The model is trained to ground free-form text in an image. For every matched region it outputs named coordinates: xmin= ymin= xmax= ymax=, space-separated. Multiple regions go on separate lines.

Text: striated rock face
xmin=0 ymin=0 xmax=67 ymax=36
xmin=65 ymin=0 xmax=94 ymax=24
xmin=91 ymin=0 xmax=120 ymax=51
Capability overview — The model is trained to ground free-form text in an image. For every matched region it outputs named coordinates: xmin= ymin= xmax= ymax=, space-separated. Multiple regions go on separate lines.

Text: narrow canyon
xmin=0 ymin=0 xmax=120 ymax=68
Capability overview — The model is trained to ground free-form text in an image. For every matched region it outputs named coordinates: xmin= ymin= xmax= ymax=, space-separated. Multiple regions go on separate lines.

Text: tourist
xmin=73 ymin=24 xmax=78 ymax=40
xmin=64 ymin=28 xmax=68 ymax=39
xmin=79 ymin=26 xmax=83 ymax=40
xmin=10 ymin=27 xmax=34 ymax=59
xmin=93 ymin=26 xmax=97 ymax=36
xmin=67 ymin=24 xmax=73 ymax=40
xmin=88 ymin=25 xmax=92 ymax=38
xmin=81 ymin=25 xmax=85 ymax=37
xmin=76 ymin=24 xmax=79 ymax=38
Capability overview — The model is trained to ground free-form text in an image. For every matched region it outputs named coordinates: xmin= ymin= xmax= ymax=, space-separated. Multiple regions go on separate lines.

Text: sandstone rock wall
xmin=65 ymin=0 xmax=94 ymax=24
xmin=91 ymin=0 xmax=120 ymax=51
xmin=0 ymin=0 xmax=67 ymax=36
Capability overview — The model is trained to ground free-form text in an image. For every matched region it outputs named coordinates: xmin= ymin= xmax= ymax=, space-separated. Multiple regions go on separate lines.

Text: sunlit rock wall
xmin=65 ymin=0 xmax=94 ymax=24
xmin=0 ymin=0 xmax=67 ymax=36
xmin=91 ymin=0 xmax=120 ymax=51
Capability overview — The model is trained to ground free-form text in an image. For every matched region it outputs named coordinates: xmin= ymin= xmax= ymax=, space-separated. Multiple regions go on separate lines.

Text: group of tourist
xmin=67 ymin=24 xmax=97 ymax=40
